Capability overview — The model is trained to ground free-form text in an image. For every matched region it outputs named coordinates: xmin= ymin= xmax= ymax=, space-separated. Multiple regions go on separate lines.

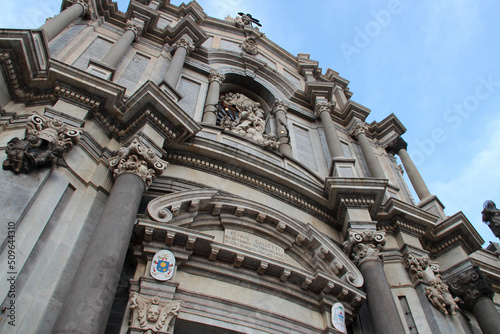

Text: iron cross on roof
xmin=238 ymin=12 xmax=262 ymax=27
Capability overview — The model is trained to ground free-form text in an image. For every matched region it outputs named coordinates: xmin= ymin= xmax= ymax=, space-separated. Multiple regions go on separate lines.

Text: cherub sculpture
xmin=130 ymin=293 xmax=181 ymax=333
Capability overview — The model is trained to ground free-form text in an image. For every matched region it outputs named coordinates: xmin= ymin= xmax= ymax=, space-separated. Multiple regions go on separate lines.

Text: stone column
xmin=388 ymin=137 xmax=431 ymax=200
xmin=100 ymin=21 xmax=143 ymax=69
xmin=315 ymin=101 xmax=344 ymax=158
xmin=272 ymin=101 xmax=292 ymax=156
xmin=40 ymin=0 xmax=90 ymax=41
xmin=447 ymin=266 xmax=500 ymax=334
xmin=164 ymin=36 xmax=194 ymax=88
xmin=202 ymin=70 xmax=225 ymax=124
xmin=343 ymin=229 xmax=406 ymax=334
xmin=52 ymin=137 xmax=168 ymax=334
xmin=351 ymin=121 xmax=385 ymax=178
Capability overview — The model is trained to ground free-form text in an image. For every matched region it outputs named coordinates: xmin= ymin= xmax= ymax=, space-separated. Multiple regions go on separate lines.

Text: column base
xmin=329 ymin=157 xmax=357 ymax=177
xmin=417 ymin=195 xmax=446 ymax=220
xmin=158 ymin=80 xmax=183 ymax=102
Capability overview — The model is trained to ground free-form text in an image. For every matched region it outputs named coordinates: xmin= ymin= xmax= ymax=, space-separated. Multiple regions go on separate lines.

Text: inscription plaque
xmin=224 ymin=229 xmax=285 ymax=262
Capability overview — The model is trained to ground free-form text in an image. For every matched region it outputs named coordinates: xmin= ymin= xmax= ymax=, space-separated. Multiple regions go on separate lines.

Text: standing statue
xmin=482 ymin=200 xmax=500 ymax=239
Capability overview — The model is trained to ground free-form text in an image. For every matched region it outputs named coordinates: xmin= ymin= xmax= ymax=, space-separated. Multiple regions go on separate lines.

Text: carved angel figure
xmin=130 ymin=293 xmax=181 ymax=333
xmin=425 ymin=279 xmax=460 ymax=315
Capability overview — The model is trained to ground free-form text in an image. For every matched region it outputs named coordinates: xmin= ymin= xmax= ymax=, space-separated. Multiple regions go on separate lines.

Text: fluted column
xmin=272 ymin=101 xmax=292 ymax=156
xmin=164 ymin=36 xmax=194 ymax=88
xmin=388 ymin=137 xmax=431 ymax=200
xmin=351 ymin=121 xmax=385 ymax=178
xmin=100 ymin=21 xmax=143 ymax=68
xmin=315 ymin=101 xmax=344 ymax=158
xmin=53 ymin=137 xmax=168 ymax=334
xmin=343 ymin=229 xmax=406 ymax=334
xmin=447 ymin=266 xmax=500 ymax=334
xmin=40 ymin=0 xmax=90 ymax=41
xmin=202 ymin=70 xmax=225 ymax=124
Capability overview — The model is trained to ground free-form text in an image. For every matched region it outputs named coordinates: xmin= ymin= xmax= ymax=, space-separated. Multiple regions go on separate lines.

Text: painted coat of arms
xmin=151 ymin=250 xmax=175 ymax=281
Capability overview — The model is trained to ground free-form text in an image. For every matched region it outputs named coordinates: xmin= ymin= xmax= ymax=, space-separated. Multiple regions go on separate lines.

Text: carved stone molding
xmin=208 ymin=70 xmax=225 ymax=85
xmin=314 ymin=101 xmax=332 ymax=118
xmin=242 ymin=37 xmax=258 ymax=55
xmin=108 ymin=136 xmax=168 ymax=188
xmin=3 ymin=112 xmax=80 ymax=173
xmin=172 ymin=36 xmax=195 ymax=54
xmin=125 ymin=20 xmax=144 ymax=41
xmin=447 ymin=266 xmax=494 ymax=309
xmin=350 ymin=121 xmax=369 ymax=138
xmin=129 ymin=293 xmax=181 ymax=333
xmin=343 ymin=229 xmax=386 ymax=266
xmin=404 ymin=252 xmax=429 ymax=284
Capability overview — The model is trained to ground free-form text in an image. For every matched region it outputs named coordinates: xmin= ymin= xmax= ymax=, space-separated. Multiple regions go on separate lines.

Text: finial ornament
xmin=108 ymin=136 xmax=168 ymax=188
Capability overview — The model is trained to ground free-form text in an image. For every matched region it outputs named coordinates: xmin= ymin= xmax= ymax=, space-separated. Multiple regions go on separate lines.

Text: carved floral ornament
xmin=350 ymin=120 xmax=369 ymax=138
xmin=3 ymin=112 xmax=80 ymax=173
xmin=342 ymin=229 xmax=386 ymax=266
xmin=314 ymin=101 xmax=332 ymax=118
xmin=172 ymin=36 xmax=195 ymax=54
xmin=108 ymin=136 xmax=168 ymax=188
xmin=208 ymin=70 xmax=225 ymax=85
xmin=219 ymin=92 xmax=279 ymax=149
xmin=129 ymin=293 xmax=181 ymax=334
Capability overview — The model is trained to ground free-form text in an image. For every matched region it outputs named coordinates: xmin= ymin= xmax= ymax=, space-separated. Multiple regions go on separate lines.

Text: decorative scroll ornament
xmin=3 ymin=112 xmax=80 ymax=173
xmin=219 ymin=92 xmax=279 ymax=149
xmin=447 ymin=265 xmax=494 ymax=309
xmin=342 ymin=229 xmax=386 ymax=266
xmin=241 ymin=37 xmax=258 ymax=55
xmin=172 ymin=36 xmax=195 ymax=54
xmin=151 ymin=250 xmax=175 ymax=281
xmin=129 ymin=293 xmax=181 ymax=333
xmin=425 ymin=276 xmax=460 ymax=315
xmin=350 ymin=120 xmax=369 ymax=138
xmin=404 ymin=252 xmax=430 ymax=284
xmin=108 ymin=136 xmax=168 ymax=188
xmin=208 ymin=70 xmax=225 ymax=85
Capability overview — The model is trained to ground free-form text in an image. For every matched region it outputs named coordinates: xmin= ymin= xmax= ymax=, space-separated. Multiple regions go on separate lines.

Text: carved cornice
xmin=343 ymin=229 xmax=386 ymax=266
xmin=447 ymin=266 xmax=494 ymax=309
xmin=172 ymin=36 xmax=195 ymax=54
xmin=108 ymin=136 xmax=168 ymax=188
xmin=208 ymin=70 xmax=225 ymax=85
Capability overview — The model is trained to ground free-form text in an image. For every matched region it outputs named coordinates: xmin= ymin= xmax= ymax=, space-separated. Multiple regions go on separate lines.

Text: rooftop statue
xmin=482 ymin=200 xmax=500 ymax=239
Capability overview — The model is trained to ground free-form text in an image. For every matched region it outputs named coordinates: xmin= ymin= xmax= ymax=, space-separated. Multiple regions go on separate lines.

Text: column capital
xmin=208 ymin=70 xmax=225 ymax=85
xmin=343 ymin=229 xmax=386 ymax=266
xmin=387 ymin=136 xmax=408 ymax=155
xmin=125 ymin=20 xmax=144 ymax=41
xmin=447 ymin=266 xmax=494 ymax=309
xmin=350 ymin=120 xmax=369 ymax=138
xmin=172 ymin=36 xmax=195 ymax=54
xmin=314 ymin=101 xmax=332 ymax=118
xmin=272 ymin=100 xmax=289 ymax=115
xmin=70 ymin=0 xmax=92 ymax=16
xmin=108 ymin=136 xmax=168 ymax=188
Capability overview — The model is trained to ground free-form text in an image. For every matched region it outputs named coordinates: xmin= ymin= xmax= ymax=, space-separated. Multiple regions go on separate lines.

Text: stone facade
xmin=0 ymin=1 xmax=499 ymax=333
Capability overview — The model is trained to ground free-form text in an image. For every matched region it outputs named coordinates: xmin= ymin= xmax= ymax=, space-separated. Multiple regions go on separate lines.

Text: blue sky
xmin=2 ymin=0 xmax=500 ymax=246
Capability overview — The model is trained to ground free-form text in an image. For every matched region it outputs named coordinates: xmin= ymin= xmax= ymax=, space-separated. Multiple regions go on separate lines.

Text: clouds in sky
xmin=2 ymin=0 xmax=500 ymax=245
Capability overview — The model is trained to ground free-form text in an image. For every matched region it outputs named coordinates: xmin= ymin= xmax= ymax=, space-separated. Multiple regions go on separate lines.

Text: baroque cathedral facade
xmin=1 ymin=1 xmax=499 ymax=333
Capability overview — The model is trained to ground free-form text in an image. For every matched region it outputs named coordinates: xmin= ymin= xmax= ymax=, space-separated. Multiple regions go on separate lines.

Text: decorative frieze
xmin=129 ymin=293 xmax=181 ymax=333
xmin=108 ymin=136 xmax=168 ymax=188
xmin=3 ymin=112 xmax=80 ymax=173
xmin=343 ymin=229 xmax=386 ymax=266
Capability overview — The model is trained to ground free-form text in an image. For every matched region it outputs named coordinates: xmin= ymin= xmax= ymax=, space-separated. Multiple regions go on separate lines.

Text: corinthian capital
xmin=447 ymin=266 xmax=494 ymax=309
xmin=208 ymin=70 xmax=225 ymax=85
xmin=125 ymin=20 xmax=144 ymax=41
xmin=271 ymin=101 xmax=289 ymax=115
xmin=108 ymin=136 xmax=168 ymax=188
xmin=71 ymin=0 xmax=92 ymax=15
xmin=387 ymin=136 xmax=408 ymax=155
xmin=343 ymin=229 xmax=386 ymax=266
xmin=350 ymin=120 xmax=369 ymax=138
xmin=172 ymin=36 xmax=195 ymax=54
xmin=314 ymin=101 xmax=332 ymax=118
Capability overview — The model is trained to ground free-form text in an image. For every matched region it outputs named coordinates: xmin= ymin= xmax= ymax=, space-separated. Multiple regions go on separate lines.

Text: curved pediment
xmin=144 ymin=189 xmax=364 ymax=300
